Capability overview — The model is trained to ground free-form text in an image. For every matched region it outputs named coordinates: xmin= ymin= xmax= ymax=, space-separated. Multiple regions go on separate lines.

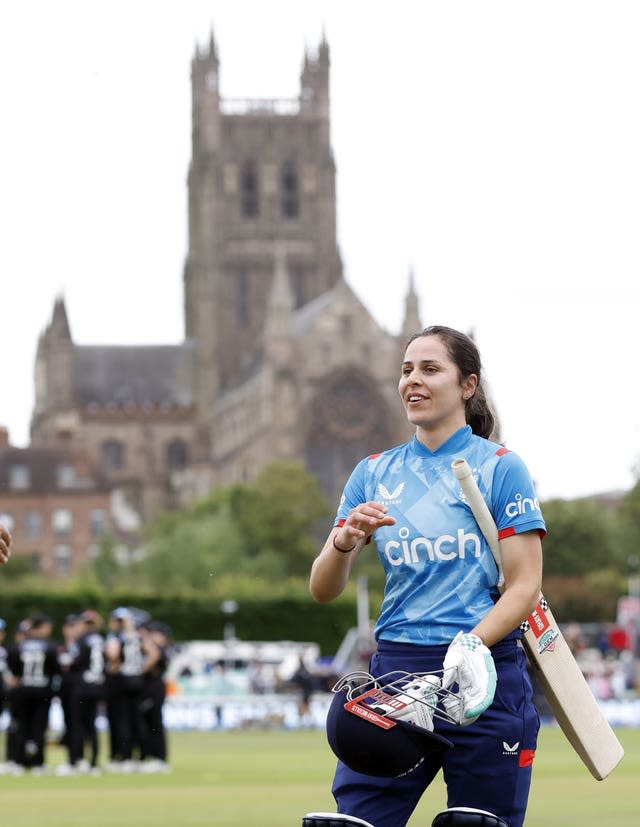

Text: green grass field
xmin=0 ymin=726 xmax=638 ymax=826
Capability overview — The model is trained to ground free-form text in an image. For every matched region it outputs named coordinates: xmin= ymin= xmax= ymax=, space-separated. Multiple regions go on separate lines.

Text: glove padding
xmin=386 ymin=675 xmax=441 ymax=732
xmin=441 ymin=631 xmax=497 ymax=725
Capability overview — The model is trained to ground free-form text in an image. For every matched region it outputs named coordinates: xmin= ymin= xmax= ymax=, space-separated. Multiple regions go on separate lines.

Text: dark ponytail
xmin=406 ymin=325 xmax=495 ymax=439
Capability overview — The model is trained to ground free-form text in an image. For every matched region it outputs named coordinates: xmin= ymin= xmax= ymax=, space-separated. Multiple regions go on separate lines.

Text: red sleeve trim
xmin=495 ymin=446 xmax=511 ymax=457
xmin=368 ymin=452 xmax=382 ymax=459
xmin=519 ymin=748 xmax=536 ymax=768
xmin=498 ymin=525 xmax=547 ymax=540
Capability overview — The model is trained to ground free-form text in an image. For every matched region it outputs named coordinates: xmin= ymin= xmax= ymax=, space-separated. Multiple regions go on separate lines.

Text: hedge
xmin=0 ymin=590 xmax=361 ymax=657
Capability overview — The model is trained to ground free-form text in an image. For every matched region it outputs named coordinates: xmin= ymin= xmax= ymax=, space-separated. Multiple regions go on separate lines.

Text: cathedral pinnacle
xmin=401 ymin=267 xmax=422 ymax=339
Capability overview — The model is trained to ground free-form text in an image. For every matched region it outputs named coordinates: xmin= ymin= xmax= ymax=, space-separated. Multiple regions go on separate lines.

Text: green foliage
xmin=540 ymin=497 xmax=623 ymax=576
xmin=122 ymin=460 xmax=334 ymax=591
xmin=229 ymin=461 xmax=332 ymax=576
xmin=542 ymin=574 xmax=623 ymax=622
xmin=78 ymin=533 xmax=123 ymax=590
xmin=0 ymin=552 xmax=37 ymax=581
xmin=0 ymin=582 xmax=359 ymax=655
xmin=4 ymin=467 xmax=635 ymax=638
xmin=618 ymin=477 xmax=640 ymax=572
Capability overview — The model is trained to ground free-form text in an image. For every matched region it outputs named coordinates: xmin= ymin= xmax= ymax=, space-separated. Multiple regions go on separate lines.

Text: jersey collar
xmin=410 ymin=425 xmax=473 ymax=458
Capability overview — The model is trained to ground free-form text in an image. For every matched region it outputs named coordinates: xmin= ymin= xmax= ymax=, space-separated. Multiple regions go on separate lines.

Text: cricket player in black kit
xmin=56 ymin=614 xmax=82 ymax=766
xmin=67 ymin=610 xmax=106 ymax=773
xmin=104 ymin=608 xmax=160 ymax=770
xmin=139 ymin=621 xmax=171 ymax=771
xmin=6 ymin=614 xmax=60 ymax=771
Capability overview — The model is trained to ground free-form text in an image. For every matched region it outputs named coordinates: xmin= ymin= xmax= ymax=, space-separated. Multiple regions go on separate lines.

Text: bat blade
xmin=522 ymin=597 xmax=624 ymax=779
xmin=452 ymin=458 xmax=624 ymax=780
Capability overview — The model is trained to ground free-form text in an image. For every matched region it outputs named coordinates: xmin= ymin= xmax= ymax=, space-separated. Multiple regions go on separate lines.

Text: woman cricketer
xmin=310 ymin=326 xmax=546 ymax=827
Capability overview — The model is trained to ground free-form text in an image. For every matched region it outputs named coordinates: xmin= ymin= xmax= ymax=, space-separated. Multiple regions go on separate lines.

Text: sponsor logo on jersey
xmin=504 ymin=492 xmax=541 ymax=519
xmin=384 ymin=526 xmax=482 ymax=566
xmin=376 ymin=482 xmax=405 ymax=504
xmin=503 ymin=741 xmax=520 ymax=755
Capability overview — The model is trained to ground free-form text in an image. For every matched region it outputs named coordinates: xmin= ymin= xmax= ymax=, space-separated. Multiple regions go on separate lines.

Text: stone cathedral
xmin=30 ymin=33 xmax=419 ymax=525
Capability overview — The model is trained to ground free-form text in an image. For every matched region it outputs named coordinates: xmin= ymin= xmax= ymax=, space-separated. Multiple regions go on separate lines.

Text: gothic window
xmin=281 ymin=160 xmax=299 ymax=218
xmin=166 ymin=438 xmax=188 ymax=471
xmin=237 ymin=269 xmax=250 ymax=327
xmin=304 ymin=370 xmax=393 ymax=499
xmin=241 ymin=160 xmax=259 ymax=217
xmin=101 ymin=440 xmax=125 ymax=471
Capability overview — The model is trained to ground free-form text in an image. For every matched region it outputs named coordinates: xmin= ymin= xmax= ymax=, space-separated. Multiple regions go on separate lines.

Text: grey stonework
xmin=31 ymin=33 xmax=418 ymax=524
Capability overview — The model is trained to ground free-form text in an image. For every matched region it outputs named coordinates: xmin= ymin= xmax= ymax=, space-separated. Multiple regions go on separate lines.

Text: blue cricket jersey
xmin=335 ymin=426 xmax=546 ymax=645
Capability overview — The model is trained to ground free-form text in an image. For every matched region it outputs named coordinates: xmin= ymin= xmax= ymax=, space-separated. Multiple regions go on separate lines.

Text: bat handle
xmin=452 ymin=458 xmax=505 ymax=590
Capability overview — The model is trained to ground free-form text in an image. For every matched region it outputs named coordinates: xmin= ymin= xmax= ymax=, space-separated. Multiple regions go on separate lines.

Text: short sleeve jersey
xmin=335 ymin=426 xmax=546 ymax=646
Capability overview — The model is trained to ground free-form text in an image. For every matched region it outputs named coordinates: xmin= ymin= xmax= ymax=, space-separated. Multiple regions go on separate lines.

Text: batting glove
xmin=441 ymin=631 xmax=497 ymax=726
xmin=386 ymin=675 xmax=441 ymax=732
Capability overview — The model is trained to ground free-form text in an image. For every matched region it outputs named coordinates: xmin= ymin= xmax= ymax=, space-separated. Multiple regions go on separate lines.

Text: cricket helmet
xmin=326 ymin=670 xmax=456 ymax=777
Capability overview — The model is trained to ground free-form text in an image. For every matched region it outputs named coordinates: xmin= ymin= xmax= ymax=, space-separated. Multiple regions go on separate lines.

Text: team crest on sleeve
xmin=377 ymin=482 xmax=405 ymax=503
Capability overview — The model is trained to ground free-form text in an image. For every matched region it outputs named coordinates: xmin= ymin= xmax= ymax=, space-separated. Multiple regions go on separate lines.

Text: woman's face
xmin=398 ymin=335 xmax=476 ymax=436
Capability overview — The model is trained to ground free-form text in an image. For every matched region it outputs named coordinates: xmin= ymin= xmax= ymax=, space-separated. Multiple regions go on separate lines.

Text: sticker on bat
xmin=526 ymin=599 xmax=559 ymax=654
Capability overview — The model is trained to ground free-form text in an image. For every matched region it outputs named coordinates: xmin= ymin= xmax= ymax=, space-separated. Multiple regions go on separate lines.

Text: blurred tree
xmin=540 ymin=497 xmax=623 ymax=576
xmin=136 ymin=461 xmax=333 ymax=590
xmin=79 ymin=533 xmax=127 ymax=591
xmin=617 ymin=474 xmax=640 ymax=591
xmin=229 ymin=461 xmax=332 ymax=576
xmin=0 ymin=551 xmax=37 ymax=581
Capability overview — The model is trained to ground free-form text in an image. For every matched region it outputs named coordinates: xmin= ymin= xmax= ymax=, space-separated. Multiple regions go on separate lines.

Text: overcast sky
xmin=1 ymin=1 xmax=639 ymax=501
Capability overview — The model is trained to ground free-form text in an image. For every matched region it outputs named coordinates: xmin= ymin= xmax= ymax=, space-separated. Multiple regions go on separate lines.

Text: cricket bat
xmin=451 ymin=458 xmax=624 ymax=780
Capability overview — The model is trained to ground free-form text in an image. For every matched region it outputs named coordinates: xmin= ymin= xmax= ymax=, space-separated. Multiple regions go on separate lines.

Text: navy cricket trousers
xmin=332 ymin=638 xmax=539 ymax=827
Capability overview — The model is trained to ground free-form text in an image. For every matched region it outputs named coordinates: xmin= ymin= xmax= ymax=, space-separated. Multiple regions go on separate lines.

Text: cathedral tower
xmin=184 ymin=32 xmax=343 ymax=432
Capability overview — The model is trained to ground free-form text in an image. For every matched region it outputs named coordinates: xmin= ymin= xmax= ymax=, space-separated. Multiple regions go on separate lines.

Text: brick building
xmin=0 ymin=428 xmax=112 ymax=576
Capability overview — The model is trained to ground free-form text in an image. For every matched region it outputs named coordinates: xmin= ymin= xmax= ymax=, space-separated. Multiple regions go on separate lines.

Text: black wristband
xmin=332 ymin=536 xmax=356 ymax=553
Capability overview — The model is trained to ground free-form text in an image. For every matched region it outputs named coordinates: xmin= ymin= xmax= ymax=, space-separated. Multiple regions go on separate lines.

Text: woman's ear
xmin=462 ymin=373 xmax=478 ymax=400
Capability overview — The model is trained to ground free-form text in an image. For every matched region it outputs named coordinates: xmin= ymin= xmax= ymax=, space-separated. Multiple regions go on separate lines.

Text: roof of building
xmin=0 ymin=446 xmax=109 ymax=494
xmin=73 ymin=342 xmax=196 ymax=408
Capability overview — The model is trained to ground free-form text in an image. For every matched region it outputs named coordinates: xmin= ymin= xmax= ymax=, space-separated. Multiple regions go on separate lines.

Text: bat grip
xmin=452 ymin=458 xmax=504 ymax=589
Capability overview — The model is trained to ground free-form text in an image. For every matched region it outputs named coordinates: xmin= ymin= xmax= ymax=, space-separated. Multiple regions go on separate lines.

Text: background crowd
xmin=0 ymin=607 xmax=172 ymax=776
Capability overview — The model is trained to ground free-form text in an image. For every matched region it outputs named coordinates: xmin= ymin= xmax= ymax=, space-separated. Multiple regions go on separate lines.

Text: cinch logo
xmin=384 ymin=526 xmax=482 ymax=566
xmin=505 ymin=493 xmax=541 ymax=518
xmin=377 ymin=482 xmax=405 ymax=504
